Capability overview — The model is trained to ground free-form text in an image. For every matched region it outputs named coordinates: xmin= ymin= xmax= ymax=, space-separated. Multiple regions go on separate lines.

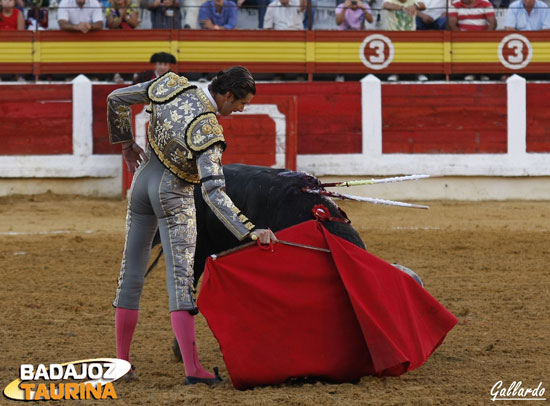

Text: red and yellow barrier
xmin=1 ymin=30 xmax=549 ymax=75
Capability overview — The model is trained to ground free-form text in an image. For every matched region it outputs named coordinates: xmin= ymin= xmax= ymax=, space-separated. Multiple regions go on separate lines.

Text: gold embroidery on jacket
xmin=148 ymin=72 xmax=194 ymax=103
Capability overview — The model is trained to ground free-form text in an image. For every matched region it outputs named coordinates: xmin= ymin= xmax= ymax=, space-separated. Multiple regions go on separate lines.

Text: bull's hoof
xmin=392 ymin=263 xmax=424 ymax=287
xmin=184 ymin=367 xmax=223 ymax=386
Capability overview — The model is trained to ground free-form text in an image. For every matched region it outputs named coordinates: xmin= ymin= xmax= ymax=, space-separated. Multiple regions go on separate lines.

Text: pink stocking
xmin=171 ymin=311 xmax=214 ymax=379
xmin=115 ymin=308 xmax=139 ymax=363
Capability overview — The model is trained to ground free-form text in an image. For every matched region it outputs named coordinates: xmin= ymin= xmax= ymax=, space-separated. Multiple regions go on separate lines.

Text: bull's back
xmin=192 ymin=164 xmax=365 ymax=284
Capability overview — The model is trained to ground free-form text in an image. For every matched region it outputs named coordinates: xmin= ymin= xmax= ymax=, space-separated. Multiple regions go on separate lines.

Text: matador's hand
xmin=250 ymin=229 xmax=278 ymax=245
xmin=122 ymin=141 xmax=147 ymax=174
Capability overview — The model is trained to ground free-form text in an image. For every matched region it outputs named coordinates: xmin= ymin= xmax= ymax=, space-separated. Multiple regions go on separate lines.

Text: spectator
xmin=237 ymin=0 xmax=269 ymax=28
xmin=448 ymin=0 xmax=496 ymax=30
xmin=263 ymin=0 xmax=306 ymax=29
xmin=335 ymin=0 xmax=374 ymax=30
xmin=416 ymin=0 xmax=447 ymax=29
xmin=106 ymin=0 xmax=139 ymax=28
xmin=199 ymin=0 xmax=237 ymax=29
xmin=505 ymin=0 xmax=550 ymax=29
xmin=302 ymin=0 xmax=316 ymax=29
xmin=449 ymin=0 xmax=495 ymax=80
xmin=0 ymin=0 xmax=25 ymax=30
xmin=383 ymin=0 xmax=425 ymax=30
xmin=383 ymin=0 xmax=427 ymax=81
xmin=147 ymin=0 xmax=183 ymax=29
xmin=133 ymin=51 xmax=176 ymax=83
xmin=25 ymin=0 xmax=49 ymax=30
xmin=57 ymin=0 xmax=104 ymax=32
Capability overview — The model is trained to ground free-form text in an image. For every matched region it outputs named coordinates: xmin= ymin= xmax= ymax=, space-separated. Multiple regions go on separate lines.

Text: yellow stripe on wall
xmin=0 ymin=42 xmax=33 ymax=63
xmin=315 ymin=42 xmax=445 ymax=63
xmin=452 ymin=42 xmax=500 ymax=63
xmin=7 ymin=39 xmax=550 ymax=65
xmin=178 ymin=41 xmax=307 ymax=62
xmin=39 ymin=41 xmax=172 ymax=63
xmin=531 ymin=42 xmax=550 ymax=62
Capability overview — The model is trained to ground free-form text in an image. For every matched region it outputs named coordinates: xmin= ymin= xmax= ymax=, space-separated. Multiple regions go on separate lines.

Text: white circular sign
xmin=359 ymin=34 xmax=395 ymax=70
xmin=498 ymin=34 xmax=533 ymax=70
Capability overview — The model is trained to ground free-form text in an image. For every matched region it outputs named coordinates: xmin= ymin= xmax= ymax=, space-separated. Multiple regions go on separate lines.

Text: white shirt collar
xmin=204 ymin=87 xmax=219 ymax=112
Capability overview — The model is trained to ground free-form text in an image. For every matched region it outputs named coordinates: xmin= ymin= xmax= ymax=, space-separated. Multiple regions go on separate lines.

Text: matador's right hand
xmin=250 ymin=229 xmax=278 ymax=245
xmin=122 ymin=141 xmax=147 ymax=174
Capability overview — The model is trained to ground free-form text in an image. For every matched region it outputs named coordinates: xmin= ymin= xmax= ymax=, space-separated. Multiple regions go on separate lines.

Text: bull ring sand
xmin=1 ymin=194 xmax=549 ymax=405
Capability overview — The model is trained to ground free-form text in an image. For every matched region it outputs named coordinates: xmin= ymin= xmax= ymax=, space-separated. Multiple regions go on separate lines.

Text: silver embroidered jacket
xmin=107 ymin=72 xmax=255 ymax=240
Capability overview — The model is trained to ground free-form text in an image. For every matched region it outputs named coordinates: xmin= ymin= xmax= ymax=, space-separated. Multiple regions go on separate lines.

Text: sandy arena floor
xmin=0 ymin=195 xmax=549 ymax=405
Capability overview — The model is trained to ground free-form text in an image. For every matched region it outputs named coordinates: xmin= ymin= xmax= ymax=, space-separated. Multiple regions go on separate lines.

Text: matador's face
xmin=218 ymin=92 xmax=254 ymax=116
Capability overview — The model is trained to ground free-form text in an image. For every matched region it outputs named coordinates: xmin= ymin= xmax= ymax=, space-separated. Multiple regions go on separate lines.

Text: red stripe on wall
xmin=38 ymin=62 xmax=154 ymax=74
xmin=313 ymin=62 xmax=447 ymax=74
xmin=450 ymin=31 xmax=550 ymax=42
xmin=0 ymin=31 xmax=33 ymax=42
xmin=179 ymin=62 xmax=308 ymax=74
xmin=0 ymin=63 xmax=34 ymax=74
xmin=451 ymin=62 xmax=550 ymax=74
xmin=35 ymin=30 xmax=174 ymax=42
xmin=179 ymin=30 xmax=306 ymax=42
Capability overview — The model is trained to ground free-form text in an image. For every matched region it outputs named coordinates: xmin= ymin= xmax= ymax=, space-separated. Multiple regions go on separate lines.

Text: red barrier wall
xmin=0 ymin=85 xmax=73 ymax=155
xmin=382 ymin=83 xmax=508 ymax=153
xmin=257 ymin=83 xmax=363 ymax=154
xmin=3 ymin=82 xmax=550 ymax=158
xmin=526 ymin=83 xmax=550 ymax=153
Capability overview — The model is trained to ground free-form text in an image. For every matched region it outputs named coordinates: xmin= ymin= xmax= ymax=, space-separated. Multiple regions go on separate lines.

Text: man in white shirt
xmin=263 ymin=0 xmax=306 ymax=30
xmin=416 ymin=0 xmax=448 ymax=29
xmin=57 ymin=0 xmax=104 ymax=33
xmin=505 ymin=0 xmax=550 ymax=30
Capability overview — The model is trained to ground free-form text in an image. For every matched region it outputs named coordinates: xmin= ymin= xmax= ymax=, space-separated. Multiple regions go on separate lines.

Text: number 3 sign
xmin=498 ymin=34 xmax=533 ymax=70
xmin=359 ymin=34 xmax=395 ymax=70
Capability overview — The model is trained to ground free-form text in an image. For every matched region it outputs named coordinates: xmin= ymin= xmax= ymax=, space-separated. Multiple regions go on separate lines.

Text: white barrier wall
xmin=1 ymin=74 xmax=549 ymax=200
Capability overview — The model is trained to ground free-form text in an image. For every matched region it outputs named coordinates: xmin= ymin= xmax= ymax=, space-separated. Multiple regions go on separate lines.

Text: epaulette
xmin=147 ymin=72 xmax=195 ymax=104
xmin=186 ymin=113 xmax=226 ymax=152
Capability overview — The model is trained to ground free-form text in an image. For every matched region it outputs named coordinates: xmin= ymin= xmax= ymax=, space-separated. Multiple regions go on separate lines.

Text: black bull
xmin=153 ymin=163 xmax=365 ymax=362
xmin=191 ymin=163 xmax=365 ymax=284
xmin=162 ymin=164 xmax=422 ymax=361
xmin=150 ymin=163 xmax=366 ymax=286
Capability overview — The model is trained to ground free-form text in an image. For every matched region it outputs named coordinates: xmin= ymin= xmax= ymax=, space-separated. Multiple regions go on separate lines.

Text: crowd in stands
xmin=1 ymin=0 xmax=549 ymax=82
xmin=0 ymin=0 xmax=548 ymax=31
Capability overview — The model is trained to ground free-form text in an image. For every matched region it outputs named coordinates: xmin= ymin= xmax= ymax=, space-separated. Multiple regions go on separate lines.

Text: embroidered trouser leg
xmin=113 ymin=152 xmax=197 ymax=312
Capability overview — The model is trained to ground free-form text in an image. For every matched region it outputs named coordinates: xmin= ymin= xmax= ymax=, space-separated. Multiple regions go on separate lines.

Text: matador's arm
xmin=106 ymin=81 xmax=152 ymax=144
xmin=196 ymin=144 xmax=256 ymax=241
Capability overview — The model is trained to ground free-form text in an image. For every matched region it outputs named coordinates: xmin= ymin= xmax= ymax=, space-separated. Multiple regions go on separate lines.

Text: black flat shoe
xmin=122 ymin=364 xmax=138 ymax=382
xmin=184 ymin=367 xmax=223 ymax=386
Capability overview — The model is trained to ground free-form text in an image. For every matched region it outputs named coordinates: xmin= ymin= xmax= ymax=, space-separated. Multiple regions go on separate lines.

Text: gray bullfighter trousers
xmin=113 ymin=150 xmax=197 ymax=312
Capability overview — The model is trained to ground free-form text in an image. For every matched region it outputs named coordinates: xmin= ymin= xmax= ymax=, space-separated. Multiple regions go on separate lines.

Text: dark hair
xmin=150 ymin=52 xmax=177 ymax=64
xmin=208 ymin=66 xmax=256 ymax=100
